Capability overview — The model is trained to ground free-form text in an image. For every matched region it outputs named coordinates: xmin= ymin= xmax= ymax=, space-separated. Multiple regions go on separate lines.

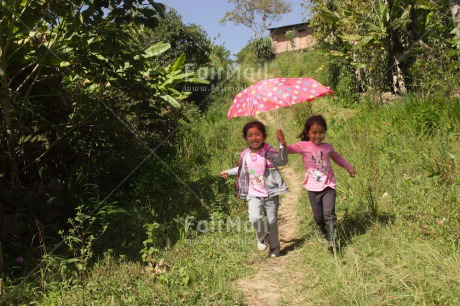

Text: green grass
xmin=287 ymin=226 xmax=459 ymax=305
xmin=283 ymin=94 xmax=460 ymax=305
xmin=36 ymin=229 xmax=263 ymax=305
xmin=5 ymin=49 xmax=460 ymax=305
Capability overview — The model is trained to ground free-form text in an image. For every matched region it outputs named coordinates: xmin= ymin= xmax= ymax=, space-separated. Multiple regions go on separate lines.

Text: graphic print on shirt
xmin=308 ymin=151 xmax=327 ymax=181
xmin=249 ymin=169 xmax=265 ymax=190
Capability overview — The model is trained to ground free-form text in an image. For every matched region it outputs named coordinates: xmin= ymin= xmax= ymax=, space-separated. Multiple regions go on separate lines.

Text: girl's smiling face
xmin=245 ymin=127 xmax=266 ymax=152
xmin=308 ymin=123 xmax=326 ymax=145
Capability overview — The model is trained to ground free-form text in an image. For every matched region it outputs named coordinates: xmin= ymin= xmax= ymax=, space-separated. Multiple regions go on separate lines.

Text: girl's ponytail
xmin=298 ymin=130 xmax=310 ymax=141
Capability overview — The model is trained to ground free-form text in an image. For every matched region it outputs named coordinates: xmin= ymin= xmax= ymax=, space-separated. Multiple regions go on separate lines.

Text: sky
xmin=159 ymin=0 xmax=308 ymax=59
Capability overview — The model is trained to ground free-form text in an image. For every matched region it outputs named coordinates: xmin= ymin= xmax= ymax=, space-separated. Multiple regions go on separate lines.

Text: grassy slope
xmin=33 ymin=50 xmax=460 ymax=305
xmin=283 ymin=97 xmax=460 ymax=305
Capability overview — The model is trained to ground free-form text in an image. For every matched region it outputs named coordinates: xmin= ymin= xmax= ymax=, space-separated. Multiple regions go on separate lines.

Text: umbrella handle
xmin=277 ymin=108 xmax=280 ymax=129
xmin=276 ymin=109 xmax=284 ymax=149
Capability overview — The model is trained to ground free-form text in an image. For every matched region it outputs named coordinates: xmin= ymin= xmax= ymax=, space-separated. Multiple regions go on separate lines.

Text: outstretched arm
xmin=330 ymin=148 xmax=356 ymax=177
xmin=220 ymin=167 xmax=238 ymax=179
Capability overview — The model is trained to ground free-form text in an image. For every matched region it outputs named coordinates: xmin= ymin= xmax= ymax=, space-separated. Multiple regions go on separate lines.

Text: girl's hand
xmin=276 ymin=129 xmax=287 ymax=146
xmin=220 ymin=170 xmax=229 ymax=179
xmin=348 ymin=168 xmax=356 ymax=177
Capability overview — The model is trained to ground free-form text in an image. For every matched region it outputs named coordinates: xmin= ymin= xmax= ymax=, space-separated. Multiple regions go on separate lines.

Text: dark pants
xmin=308 ymin=187 xmax=336 ymax=236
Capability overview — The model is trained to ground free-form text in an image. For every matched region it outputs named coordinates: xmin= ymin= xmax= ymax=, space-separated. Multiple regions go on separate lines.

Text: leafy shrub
xmin=251 ymin=37 xmax=275 ymax=62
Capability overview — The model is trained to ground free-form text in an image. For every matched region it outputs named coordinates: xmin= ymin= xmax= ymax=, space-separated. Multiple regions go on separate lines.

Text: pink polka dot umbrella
xmin=227 ymin=77 xmax=334 ymax=126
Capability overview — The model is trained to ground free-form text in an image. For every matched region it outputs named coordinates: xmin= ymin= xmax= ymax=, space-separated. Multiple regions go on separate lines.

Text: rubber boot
xmin=326 ymin=224 xmax=337 ymax=252
xmin=319 ymin=225 xmax=327 ymax=240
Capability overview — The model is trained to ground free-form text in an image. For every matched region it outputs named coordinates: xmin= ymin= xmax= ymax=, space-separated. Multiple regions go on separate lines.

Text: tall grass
xmin=169 ymin=67 xmax=460 ymax=304
xmin=36 ymin=230 xmax=261 ymax=305
xmin=285 ymin=94 xmax=460 ymax=304
xmin=6 ymin=49 xmax=459 ymax=305
xmin=287 ymin=226 xmax=459 ymax=305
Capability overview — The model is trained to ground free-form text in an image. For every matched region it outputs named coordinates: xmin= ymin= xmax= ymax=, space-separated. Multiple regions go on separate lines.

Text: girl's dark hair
xmin=298 ymin=115 xmax=327 ymax=141
xmin=243 ymin=120 xmax=267 ymax=138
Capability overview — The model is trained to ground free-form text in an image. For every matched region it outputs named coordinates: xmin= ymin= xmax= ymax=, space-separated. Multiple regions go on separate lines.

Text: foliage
xmin=235 ymin=42 xmax=258 ymax=65
xmin=209 ymin=44 xmax=233 ymax=68
xmin=13 ymin=90 xmax=458 ymax=306
xmin=58 ymin=206 xmax=107 ymax=280
xmin=308 ymin=0 xmax=458 ymax=94
xmin=140 ymin=223 xmax=161 ymax=263
xmin=287 ymin=95 xmax=460 ymax=305
xmin=0 ymin=0 xmax=165 ymax=189
xmin=183 ymin=44 xmax=234 ymax=111
xmin=221 ymin=0 xmax=292 ymax=38
xmin=285 ymin=30 xmax=296 ymax=49
xmin=251 ymin=37 xmax=276 ymax=62
xmin=2 ymin=5 xmax=460 ymax=305
xmin=29 ymin=231 xmax=257 ymax=305
xmin=0 ymin=0 xmax=208 ymax=289
xmin=144 ymin=8 xmax=212 ymax=69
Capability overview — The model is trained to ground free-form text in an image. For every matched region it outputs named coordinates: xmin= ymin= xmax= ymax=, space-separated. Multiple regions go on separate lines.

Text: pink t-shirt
xmin=245 ymin=151 xmax=269 ymax=197
xmin=287 ymin=141 xmax=353 ymax=191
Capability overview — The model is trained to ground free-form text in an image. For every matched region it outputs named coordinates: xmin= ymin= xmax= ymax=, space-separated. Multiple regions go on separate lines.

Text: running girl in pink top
xmin=278 ymin=115 xmax=355 ymax=251
xmin=221 ymin=121 xmax=288 ymax=258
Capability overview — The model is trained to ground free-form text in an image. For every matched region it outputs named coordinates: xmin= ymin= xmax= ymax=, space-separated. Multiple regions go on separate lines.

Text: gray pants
xmin=247 ymin=195 xmax=280 ymax=249
xmin=307 ymin=187 xmax=336 ymax=235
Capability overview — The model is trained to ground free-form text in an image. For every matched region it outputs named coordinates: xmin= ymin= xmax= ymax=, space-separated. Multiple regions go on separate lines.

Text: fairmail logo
xmin=185 ymin=63 xmax=269 ymax=81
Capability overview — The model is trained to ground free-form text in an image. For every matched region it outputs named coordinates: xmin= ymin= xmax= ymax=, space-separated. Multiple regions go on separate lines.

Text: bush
xmin=251 ymin=37 xmax=275 ymax=62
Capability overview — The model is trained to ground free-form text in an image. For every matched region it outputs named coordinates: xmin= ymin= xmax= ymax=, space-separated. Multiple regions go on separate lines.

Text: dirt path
xmin=235 ymin=164 xmax=306 ymax=305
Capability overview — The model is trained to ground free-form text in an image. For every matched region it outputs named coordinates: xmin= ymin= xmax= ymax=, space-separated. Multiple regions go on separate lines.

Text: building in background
xmin=268 ymin=22 xmax=316 ymax=54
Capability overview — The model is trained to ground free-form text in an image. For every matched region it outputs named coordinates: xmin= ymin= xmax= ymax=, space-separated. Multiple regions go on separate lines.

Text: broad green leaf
xmin=392 ymin=6 xmax=411 ymax=30
xmin=160 ymin=95 xmax=180 ymax=108
xmin=160 ymin=72 xmax=209 ymax=89
xmin=367 ymin=23 xmax=383 ymax=33
xmin=318 ymin=6 xmax=339 ymax=22
xmin=378 ymin=0 xmax=388 ymax=22
xmin=171 ymin=53 xmax=186 ymax=72
xmin=95 ymin=54 xmax=107 ymax=61
xmin=144 ymin=42 xmax=170 ymax=58
xmin=341 ymin=34 xmax=363 ymax=42
xmin=352 ymin=36 xmax=373 ymax=50
xmin=317 ymin=12 xmax=339 ymax=23
xmin=414 ymin=4 xmax=436 ymax=11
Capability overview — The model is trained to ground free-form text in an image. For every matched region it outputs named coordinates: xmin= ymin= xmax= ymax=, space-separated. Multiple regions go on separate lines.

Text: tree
xmin=0 ymin=0 xmax=209 ymax=271
xmin=220 ymin=0 xmax=292 ymax=38
xmin=308 ymin=0 xmax=456 ymax=94
xmin=146 ymin=8 xmax=212 ymax=68
xmin=0 ymin=0 xmax=208 ymax=190
xmin=0 ymin=0 xmax=163 ymax=189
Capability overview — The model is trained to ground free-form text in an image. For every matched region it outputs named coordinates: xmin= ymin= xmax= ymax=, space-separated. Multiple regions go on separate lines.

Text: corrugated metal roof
xmin=267 ymin=21 xmax=311 ymax=31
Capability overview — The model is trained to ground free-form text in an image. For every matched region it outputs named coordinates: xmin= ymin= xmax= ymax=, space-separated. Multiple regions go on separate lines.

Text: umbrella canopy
xmin=227 ymin=77 xmax=334 ymax=119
